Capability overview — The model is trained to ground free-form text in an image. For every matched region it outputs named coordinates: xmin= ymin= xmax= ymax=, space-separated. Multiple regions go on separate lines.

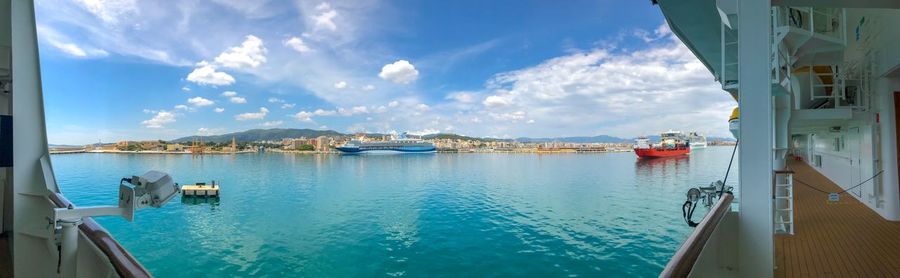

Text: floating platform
xmin=181 ymin=182 xmax=219 ymax=197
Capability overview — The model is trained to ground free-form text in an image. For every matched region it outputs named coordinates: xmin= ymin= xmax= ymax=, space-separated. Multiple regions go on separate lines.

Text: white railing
xmin=836 ymin=59 xmax=873 ymax=110
xmin=809 ymin=65 xmax=839 ymax=101
xmin=772 ymin=43 xmax=791 ymax=91
xmin=720 ymin=21 xmax=739 ymax=91
xmin=773 ymin=7 xmax=845 ymax=44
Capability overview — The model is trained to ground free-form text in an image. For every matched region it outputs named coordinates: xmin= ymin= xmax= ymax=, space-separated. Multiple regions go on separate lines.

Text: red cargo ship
xmin=633 ymin=131 xmax=691 ymax=158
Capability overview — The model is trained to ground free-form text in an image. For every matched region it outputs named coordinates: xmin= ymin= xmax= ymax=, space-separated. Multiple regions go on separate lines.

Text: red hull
xmin=634 ymin=147 xmax=690 ymax=158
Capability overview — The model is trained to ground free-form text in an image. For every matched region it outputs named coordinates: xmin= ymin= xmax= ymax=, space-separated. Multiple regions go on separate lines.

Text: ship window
xmin=814 ymin=155 xmax=823 ymax=167
xmin=833 ymin=137 xmax=841 ymax=151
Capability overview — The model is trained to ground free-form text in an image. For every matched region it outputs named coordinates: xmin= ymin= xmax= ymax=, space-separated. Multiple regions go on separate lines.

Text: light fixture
xmin=50 ymin=171 xmax=179 ymax=277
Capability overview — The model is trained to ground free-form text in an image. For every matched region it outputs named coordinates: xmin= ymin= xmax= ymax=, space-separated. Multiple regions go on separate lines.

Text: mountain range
xmin=168 ymin=128 xmax=734 ymax=144
xmin=170 ymin=128 xmax=343 ymax=144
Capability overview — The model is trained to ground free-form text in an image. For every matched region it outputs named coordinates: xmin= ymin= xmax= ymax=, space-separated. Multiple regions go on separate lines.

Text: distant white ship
xmin=688 ymin=132 xmax=707 ymax=149
xmin=336 ymin=132 xmax=436 ymax=154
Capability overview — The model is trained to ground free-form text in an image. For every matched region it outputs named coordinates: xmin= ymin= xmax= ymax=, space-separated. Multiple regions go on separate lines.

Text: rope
xmin=682 ymin=200 xmax=698 ymax=227
xmin=684 ymin=141 xmax=738 ymax=226
xmin=792 ymin=170 xmax=884 ymax=195
xmin=719 ymin=140 xmax=738 ymax=197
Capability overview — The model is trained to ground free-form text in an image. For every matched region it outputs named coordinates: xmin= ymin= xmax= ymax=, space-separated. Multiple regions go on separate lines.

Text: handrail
xmin=49 ymin=192 xmax=152 ymax=278
xmin=660 ymin=192 xmax=734 ymax=278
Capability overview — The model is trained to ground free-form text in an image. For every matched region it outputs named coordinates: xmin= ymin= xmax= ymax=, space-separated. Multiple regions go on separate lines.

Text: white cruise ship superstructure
xmin=653 ymin=0 xmax=900 ymax=277
xmin=687 ymin=132 xmax=707 ymax=149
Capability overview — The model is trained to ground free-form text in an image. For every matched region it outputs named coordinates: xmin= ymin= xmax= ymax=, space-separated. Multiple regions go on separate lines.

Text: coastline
xmin=49 ymin=145 xmax=736 ymax=155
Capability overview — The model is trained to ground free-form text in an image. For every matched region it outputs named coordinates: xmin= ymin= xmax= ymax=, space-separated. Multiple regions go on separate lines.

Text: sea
xmin=52 ymin=146 xmax=738 ymax=277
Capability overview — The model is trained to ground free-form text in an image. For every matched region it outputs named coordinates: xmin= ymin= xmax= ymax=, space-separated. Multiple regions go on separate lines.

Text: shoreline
xmin=49 ymin=145 xmax=736 ymax=155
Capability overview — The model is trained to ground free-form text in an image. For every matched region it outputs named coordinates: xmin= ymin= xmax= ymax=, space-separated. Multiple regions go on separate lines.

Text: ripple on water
xmin=51 ymin=149 xmax=738 ymax=277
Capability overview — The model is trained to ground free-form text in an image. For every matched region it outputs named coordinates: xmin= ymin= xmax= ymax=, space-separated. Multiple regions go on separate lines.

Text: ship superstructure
xmin=654 ymin=0 xmax=900 ymax=277
xmin=336 ymin=133 xmax=436 ymax=154
xmin=634 ymin=130 xmax=691 ymax=158
xmin=687 ymin=132 xmax=707 ymax=149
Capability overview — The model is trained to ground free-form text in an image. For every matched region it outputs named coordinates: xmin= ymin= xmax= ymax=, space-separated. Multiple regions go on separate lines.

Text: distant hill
xmin=171 ymin=128 xmax=345 ymax=143
xmin=422 ymin=133 xmax=509 ymax=142
xmin=707 ymin=136 xmax=736 ymax=142
xmin=159 ymin=128 xmax=735 ymax=144
xmin=515 ymin=135 xmax=628 ymax=143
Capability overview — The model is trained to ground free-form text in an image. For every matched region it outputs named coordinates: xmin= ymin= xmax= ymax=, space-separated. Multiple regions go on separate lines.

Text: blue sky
xmin=35 ymin=0 xmax=736 ymax=145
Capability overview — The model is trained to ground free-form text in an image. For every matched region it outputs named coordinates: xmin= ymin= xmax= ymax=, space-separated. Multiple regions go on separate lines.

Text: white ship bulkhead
xmin=655 ymin=0 xmax=900 ymax=277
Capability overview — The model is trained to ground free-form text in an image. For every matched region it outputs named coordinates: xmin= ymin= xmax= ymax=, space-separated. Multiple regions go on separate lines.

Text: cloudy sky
xmin=35 ymin=0 xmax=736 ymax=145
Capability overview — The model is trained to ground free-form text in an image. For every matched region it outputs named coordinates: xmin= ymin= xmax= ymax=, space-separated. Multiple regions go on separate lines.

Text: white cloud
xmin=36 ymin=25 xmax=108 ymax=58
xmin=388 ymin=101 xmax=399 ymax=108
xmin=353 ymin=106 xmax=369 ymax=114
xmin=262 ymin=120 xmax=283 ymax=127
xmin=174 ymin=104 xmax=192 ymax=111
xmin=214 ymin=35 xmax=267 ymax=69
xmin=333 ymin=81 xmax=347 ymax=89
xmin=267 ymin=97 xmax=285 ymax=103
xmin=141 ymin=111 xmax=175 ymax=128
xmin=283 ymin=37 xmax=312 ymax=53
xmin=281 ymin=103 xmax=295 ymax=109
xmin=447 ymin=92 xmax=476 ymax=103
xmin=186 ymin=62 xmax=235 ymax=86
xmin=73 ymin=0 xmax=138 ymax=25
xmin=407 ymin=129 xmax=440 ymax=136
xmin=214 ymin=107 xmax=225 ymax=113
xmin=229 ymin=96 xmax=247 ymax=104
xmin=464 ymin=29 xmax=733 ymax=137
xmin=292 ymin=111 xmax=315 ymax=122
xmin=415 ymin=103 xmax=430 ymax=111
xmin=378 ymin=60 xmax=419 ymax=84
xmin=221 ymin=91 xmax=238 ymax=97
xmin=338 ymin=106 xmax=369 ymax=116
xmin=313 ymin=109 xmax=336 ymax=116
xmin=235 ymin=107 xmax=269 ymax=120
xmin=312 ymin=2 xmax=338 ymax=31
xmin=482 ymin=95 xmax=512 ymax=108
xmin=489 ymin=111 xmax=526 ymax=121
xmin=181 ymin=86 xmax=191 ymax=92
xmin=187 ymin=96 xmax=215 ymax=107
xmin=362 ymin=84 xmax=375 ymax=91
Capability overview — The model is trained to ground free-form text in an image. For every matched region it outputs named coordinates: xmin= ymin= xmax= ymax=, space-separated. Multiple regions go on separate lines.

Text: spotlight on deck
xmin=53 ymin=170 xmax=179 ymax=223
xmin=50 ymin=171 xmax=179 ymax=277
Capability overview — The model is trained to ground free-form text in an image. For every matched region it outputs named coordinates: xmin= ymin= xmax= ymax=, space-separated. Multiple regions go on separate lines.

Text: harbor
xmin=50 ymin=147 xmax=739 ymax=277
xmin=6 ymin=0 xmax=900 ymax=276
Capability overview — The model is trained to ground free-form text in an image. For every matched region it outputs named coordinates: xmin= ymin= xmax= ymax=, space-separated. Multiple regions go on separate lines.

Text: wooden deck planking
xmin=775 ymin=160 xmax=900 ymax=277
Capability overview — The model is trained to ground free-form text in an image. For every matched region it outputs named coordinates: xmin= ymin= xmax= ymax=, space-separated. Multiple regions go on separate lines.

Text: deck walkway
xmin=775 ymin=160 xmax=900 ymax=277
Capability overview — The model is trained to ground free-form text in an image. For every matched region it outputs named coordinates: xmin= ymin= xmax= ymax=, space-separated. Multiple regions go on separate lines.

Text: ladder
xmin=774 ymin=169 xmax=795 ymax=235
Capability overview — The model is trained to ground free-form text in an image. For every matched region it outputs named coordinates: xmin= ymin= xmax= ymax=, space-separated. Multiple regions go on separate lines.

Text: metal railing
xmin=660 ymin=192 xmax=735 ymax=278
xmin=49 ymin=192 xmax=152 ymax=278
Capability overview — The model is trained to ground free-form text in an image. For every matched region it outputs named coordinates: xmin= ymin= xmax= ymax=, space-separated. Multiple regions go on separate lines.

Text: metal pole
xmin=58 ymin=219 xmax=81 ymax=278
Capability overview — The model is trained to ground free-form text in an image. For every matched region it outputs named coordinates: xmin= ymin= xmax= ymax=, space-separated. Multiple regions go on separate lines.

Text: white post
xmin=58 ymin=219 xmax=81 ymax=278
xmin=11 ymin=0 xmax=59 ymax=277
xmin=877 ymin=78 xmax=900 ymax=220
xmin=738 ymin=0 xmax=774 ymax=277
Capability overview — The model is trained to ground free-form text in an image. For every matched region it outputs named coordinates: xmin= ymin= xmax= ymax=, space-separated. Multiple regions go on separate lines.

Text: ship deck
xmin=775 ymin=160 xmax=900 ymax=277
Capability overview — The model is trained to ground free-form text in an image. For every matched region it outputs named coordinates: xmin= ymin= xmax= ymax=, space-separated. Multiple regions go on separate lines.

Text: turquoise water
xmin=52 ymin=147 xmax=738 ymax=277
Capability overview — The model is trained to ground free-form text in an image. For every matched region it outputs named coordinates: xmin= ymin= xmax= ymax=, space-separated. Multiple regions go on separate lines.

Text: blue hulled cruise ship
xmin=336 ymin=133 xmax=436 ymax=154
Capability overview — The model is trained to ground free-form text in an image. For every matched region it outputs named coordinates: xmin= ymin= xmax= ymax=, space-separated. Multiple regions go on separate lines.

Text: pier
xmin=181 ymin=183 xmax=220 ymax=197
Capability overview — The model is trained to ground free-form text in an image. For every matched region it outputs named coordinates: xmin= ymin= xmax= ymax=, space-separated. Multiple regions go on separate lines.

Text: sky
xmin=35 ymin=0 xmax=737 ymax=145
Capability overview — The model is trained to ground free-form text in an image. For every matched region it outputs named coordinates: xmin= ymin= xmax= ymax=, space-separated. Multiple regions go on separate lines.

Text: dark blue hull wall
xmin=336 ymin=146 xmax=437 ymax=154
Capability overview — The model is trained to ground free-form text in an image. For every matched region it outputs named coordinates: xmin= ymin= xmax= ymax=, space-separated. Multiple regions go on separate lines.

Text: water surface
xmin=52 ymin=147 xmax=738 ymax=277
